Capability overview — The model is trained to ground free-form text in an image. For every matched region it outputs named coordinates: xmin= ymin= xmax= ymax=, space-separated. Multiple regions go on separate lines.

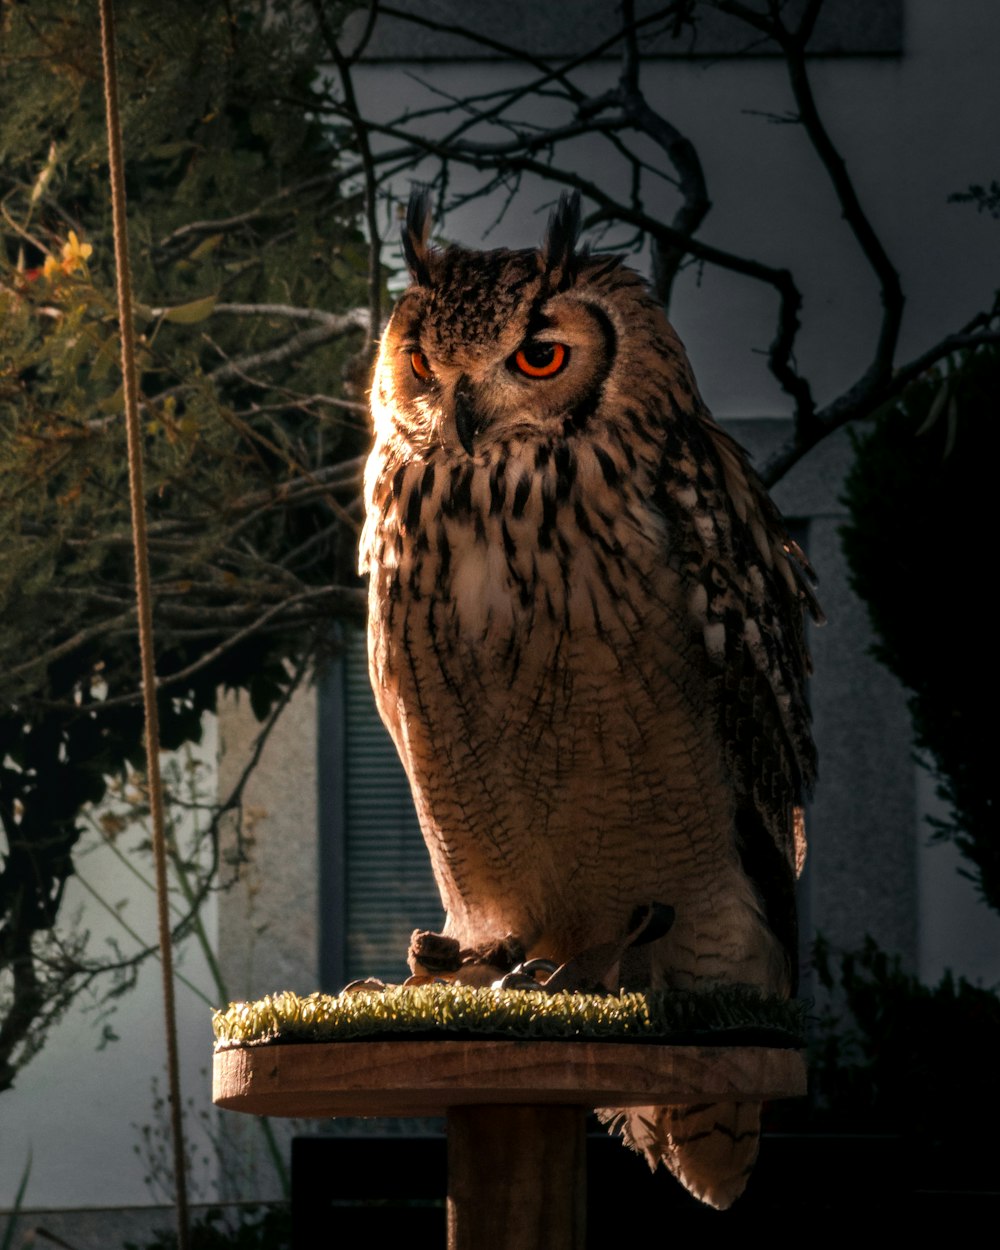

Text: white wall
xmin=1 ymin=724 xmax=222 ymax=1211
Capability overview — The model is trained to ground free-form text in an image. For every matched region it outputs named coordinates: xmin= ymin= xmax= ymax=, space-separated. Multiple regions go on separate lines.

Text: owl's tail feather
xmin=597 ymin=1101 xmax=760 ymax=1211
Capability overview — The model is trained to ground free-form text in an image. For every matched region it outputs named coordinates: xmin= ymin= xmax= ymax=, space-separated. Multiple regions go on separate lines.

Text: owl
xmin=359 ymin=191 xmax=819 ymax=1210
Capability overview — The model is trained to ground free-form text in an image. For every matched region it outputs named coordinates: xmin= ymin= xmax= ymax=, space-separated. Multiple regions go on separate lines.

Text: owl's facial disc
xmin=450 ymin=341 xmax=573 ymax=451
xmin=391 ymin=306 xmax=614 ymax=455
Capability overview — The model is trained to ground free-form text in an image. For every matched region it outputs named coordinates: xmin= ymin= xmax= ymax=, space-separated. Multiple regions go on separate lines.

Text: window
xmin=319 ymin=628 xmax=444 ymax=989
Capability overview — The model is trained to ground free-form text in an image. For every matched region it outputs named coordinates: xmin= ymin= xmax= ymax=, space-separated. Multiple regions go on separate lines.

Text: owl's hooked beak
xmin=453 ymin=376 xmax=480 ymax=456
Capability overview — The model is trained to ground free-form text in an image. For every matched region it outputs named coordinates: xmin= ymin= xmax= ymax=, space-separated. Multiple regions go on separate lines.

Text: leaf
xmin=99 ymin=384 xmax=124 ymax=414
xmin=1 ymin=1150 xmax=31 ymax=1250
xmin=190 ymin=233 xmax=224 ymax=261
xmin=916 ymin=377 xmax=948 ymax=436
xmin=161 ymin=294 xmax=218 ymax=325
xmin=943 ymin=394 xmax=959 ymax=458
xmin=89 ymin=328 xmax=121 ymax=382
xmin=249 ymin=670 xmax=281 ymax=721
xmin=149 ymin=140 xmax=198 ymax=159
xmin=100 ymin=812 xmax=127 ymax=837
xmin=30 ymin=141 xmax=58 ymax=204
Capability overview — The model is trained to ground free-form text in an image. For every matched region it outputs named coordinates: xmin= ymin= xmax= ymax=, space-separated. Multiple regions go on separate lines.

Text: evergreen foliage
xmin=806 ymin=937 xmax=1000 ymax=1166
xmin=0 ymin=0 xmax=369 ymax=1089
xmin=839 ymin=347 xmax=998 ymax=912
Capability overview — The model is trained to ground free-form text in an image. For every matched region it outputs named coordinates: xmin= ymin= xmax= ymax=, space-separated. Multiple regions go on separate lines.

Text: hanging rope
xmin=97 ymin=2 xmax=191 ymax=1246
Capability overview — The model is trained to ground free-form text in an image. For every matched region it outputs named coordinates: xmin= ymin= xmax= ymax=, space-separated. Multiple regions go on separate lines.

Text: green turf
xmin=213 ymin=984 xmax=806 ymax=1049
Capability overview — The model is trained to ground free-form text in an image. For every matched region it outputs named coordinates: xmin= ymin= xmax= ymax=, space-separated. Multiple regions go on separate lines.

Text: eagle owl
xmin=359 ymin=192 xmax=818 ymax=1210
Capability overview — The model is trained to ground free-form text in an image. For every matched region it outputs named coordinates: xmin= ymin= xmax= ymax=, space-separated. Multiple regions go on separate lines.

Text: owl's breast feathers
xmin=361 ymin=357 xmax=817 ymax=977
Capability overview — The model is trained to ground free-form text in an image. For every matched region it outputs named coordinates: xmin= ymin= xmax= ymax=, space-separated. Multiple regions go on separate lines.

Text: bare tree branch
xmin=204 ymin=306 xmax=369 ymax=384
xmin=331 ymin=0 xmax=992 ymax=483
xmin=318 ymin=101 xmax=817 ymax=418
xmin=761 ymin=327 xmax=1000 ymax=486
xmin=614 ymin=0 xmax=710 ymax=309
xmin=154 ymin=172 xmax=343 ymax=252
xmin=203 ymin=302 xmax=353 ymax=324
xmin=313 ymin=0 xmax=384 ymax=361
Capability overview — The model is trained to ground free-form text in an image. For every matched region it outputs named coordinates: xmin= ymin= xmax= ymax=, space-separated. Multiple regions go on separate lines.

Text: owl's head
xmin=370 ymin=190 xmax=696 ymax=459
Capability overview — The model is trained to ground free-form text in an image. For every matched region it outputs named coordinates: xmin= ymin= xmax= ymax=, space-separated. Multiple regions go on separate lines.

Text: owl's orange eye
xmin=513 ymin=341 xmax=567 ymax=378
xmin=410 ymin=350 xmax=433 ymax=381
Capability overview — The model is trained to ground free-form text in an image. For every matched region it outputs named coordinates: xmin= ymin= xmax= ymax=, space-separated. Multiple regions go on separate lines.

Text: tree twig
xmin=313 ymin=0 xmax=383 ymax=358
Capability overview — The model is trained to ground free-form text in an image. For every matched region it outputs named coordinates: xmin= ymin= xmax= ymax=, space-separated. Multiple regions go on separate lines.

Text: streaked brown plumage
xmin=360 ymin=192 xmax=819 ymax=1209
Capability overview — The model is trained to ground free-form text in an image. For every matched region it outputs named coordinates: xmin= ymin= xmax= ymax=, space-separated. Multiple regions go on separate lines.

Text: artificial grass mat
xmin=213 ymin=984 xmax=806 ymax=1050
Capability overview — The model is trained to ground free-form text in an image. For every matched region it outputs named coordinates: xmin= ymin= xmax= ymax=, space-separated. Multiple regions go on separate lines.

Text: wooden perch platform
xmin=214 ymin=1038 xmax=805 ymax=1248
xmin=213 ymin=1037 xmax=805 ymax=1118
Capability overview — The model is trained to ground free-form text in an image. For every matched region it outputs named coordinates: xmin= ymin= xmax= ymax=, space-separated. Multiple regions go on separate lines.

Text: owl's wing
xmin=654 ymin=410 xmax=820 ymax=957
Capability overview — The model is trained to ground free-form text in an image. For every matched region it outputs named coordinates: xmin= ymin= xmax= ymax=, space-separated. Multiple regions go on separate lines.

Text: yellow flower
xmin=60 ymin=230 xmax=93 ymax=274
xmin=39 ymin=232 xmax=93 ymax=283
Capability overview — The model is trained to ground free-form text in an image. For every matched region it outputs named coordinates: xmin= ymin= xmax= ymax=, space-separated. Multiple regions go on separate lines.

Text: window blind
xmin=341 ymin=628 xmax=444 ymax=983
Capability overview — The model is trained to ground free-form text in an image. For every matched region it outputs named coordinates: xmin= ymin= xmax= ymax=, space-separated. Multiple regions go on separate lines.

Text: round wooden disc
xmin=213 ymin=1039 xmax=806 ymax=1118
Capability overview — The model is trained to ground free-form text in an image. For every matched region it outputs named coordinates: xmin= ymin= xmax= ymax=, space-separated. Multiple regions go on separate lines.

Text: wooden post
xmin=214 ymin=1038 xmax=806 ymax=1247
xmin=447 ymin=1105 xmax=586 ymax=1250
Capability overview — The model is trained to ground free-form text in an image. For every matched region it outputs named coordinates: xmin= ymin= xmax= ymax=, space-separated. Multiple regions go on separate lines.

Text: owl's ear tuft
xmin=402 ymin=188 xmax=433 ymax=286
xmin=541 ymin=191 xmax=582 ymax=291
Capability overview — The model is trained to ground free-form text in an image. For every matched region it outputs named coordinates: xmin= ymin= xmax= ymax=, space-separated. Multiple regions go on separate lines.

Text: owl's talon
xmin=517 ymin=958 xmax=559 ymax=979
xmin=341 ymin=977 xmax=387 ymax=994
xmin=492 ymin=959 xmax=559 ymax=990
xmin=627 ymin=901 xmax=675 ymax=946
xmin=492 ymin=972 xmax=541 ymax=990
